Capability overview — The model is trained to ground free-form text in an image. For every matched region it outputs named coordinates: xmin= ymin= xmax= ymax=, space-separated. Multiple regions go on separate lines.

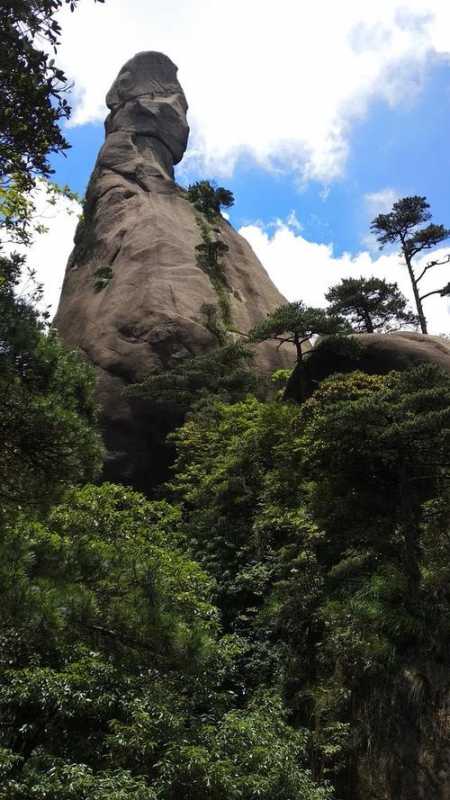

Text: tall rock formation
xmin=55 ymin=51 xmax=293 ymax=490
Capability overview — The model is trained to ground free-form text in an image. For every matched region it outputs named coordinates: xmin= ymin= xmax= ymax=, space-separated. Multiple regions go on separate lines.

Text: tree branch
xmin=276 ymin=337 xmax=292 ymax=350
xmin=416 ymin=254 xmax=450 ymax=284
xmin=420 ymin=288 xmax=447 ymax=301
xmin=228 ymin=328 xmax=250 ymax=339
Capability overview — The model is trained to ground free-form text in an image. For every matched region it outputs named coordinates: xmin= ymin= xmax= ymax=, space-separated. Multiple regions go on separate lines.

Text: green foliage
xmin=0 ymin=179 xmax=37 ymax=246
xmin=271 ymin=368 xmax=293 ymax=385
xmin=0 ymin=6 xmax=332 ymax=799
xmin=275 ymin=365 xmax=450 ymax=791
xmin=0 ymin=484 xmax=217 ymax=667
xmin=370 ymin=195 xmax=450 ymax=333
xmin=0 ymin=483 xmax=330 ymax=800
xmin=189 ymin=187 xmax=234 ymax=334
xmin=325 ymin=275 xmax=418 ymax=332
xmin=294 ymin=364 xmax=450 ymax=614
xmin=129 ymin=342 xmax=257 ymax=420
xmin=284 ymin=334 xmax=368 ymax=402
xmin=187 ymin=180 xmax=234 ymax=221
xmin=299 ymin=364 xmax=450 ymax=535
xmin=271 ymin=368 xmax=293 ymax=398
xmin=200 ymin=302 xmax=228 ymax=344
xmin=4 ymin=19 xmax=450 ymax=789
xmin=370 ymin=196 xmax=447 ymax=249
xmin=0 ymin=485 xmax=217 ymax=795
xmin=196 ymin=239 xmax=229 ymax=281
xmin=169 ymin=395 xmax=305 ymax=639
xmin=0 ymin=2 xmax=100 ymax=245
xmin=249 ymin=301 xmax=348 ymax=362
xmin=195 ymin=217 xmax=232 ymax=328
xmin=0 ymin=178 xmax=81 ymax=247
xmin=159 ymin=692 xmax=332 ymax=800
xmin=93 ymin=265 xmax=114 ymax=292
xmin=169 ymin=391 xmax=351 ymax=780
xmin=170 ymin=363 xmax=450 ymax=794
xmin=0 ymin=251 xmax=45 ymax=357
xmin=0 ymin=253 xmax=102 ymax=516
xmin=0 ymin=1 xmax=103 ymax=189
xmin=0 ymin=754 xmax=156 ymax=800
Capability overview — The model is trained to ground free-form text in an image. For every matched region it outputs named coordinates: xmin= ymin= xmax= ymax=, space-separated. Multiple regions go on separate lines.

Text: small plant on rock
xmin=93 ymin=265 xmax=113 ymax=292
xmin=187 ymin=180 xmax=234 ymax=221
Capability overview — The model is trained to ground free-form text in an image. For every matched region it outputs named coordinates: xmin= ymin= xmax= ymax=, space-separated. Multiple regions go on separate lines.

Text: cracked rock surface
xmin=55 ymin=51 xmax=293 ymax=491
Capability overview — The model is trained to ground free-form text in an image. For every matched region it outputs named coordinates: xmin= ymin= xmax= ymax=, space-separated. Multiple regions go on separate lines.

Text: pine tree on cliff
xmin=371 ymin=196 xmax=450 ymax=334
xmin=249 ymin=301 xmax=348 ymax=363
xmin=187 ymin=180 xmax=234 ymax=220
xmin=325 ymin=276 xmax=418 ymax=333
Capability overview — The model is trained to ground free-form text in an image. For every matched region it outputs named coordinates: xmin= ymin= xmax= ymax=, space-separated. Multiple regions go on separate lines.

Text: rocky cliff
xmin=55 ymin=51 xmax=293 ymax=490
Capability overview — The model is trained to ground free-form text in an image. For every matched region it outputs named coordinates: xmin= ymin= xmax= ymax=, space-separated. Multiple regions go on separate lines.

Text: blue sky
xmin=32 ymin=0 xmax=450 ymax=333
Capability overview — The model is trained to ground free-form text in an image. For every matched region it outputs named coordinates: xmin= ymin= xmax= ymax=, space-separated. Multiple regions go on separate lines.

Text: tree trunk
xmin=403 ymin=247 xmax=428 ymax=334
xmin=294 ymin=333 xmax=302 ymax=363
xmin=362 ymin=308 xmax=374 ymax=333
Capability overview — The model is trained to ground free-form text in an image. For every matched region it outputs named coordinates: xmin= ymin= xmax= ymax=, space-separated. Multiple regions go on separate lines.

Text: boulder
xmin=285 ymin=331 xmax=450 ymax=402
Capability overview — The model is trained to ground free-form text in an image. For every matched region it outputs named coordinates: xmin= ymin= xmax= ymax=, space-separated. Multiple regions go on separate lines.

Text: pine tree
xmin=249 ymin=301 xmax=348 ymax=363
xmin=325 ymin=275 xmax=418 ymax=333
xmin=371 ymin=196 xmax=450 ymax=334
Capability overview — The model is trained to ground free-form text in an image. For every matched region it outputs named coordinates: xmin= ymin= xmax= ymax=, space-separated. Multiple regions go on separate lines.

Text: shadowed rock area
xmin=55 ymin=51 xmax=293 ymax=491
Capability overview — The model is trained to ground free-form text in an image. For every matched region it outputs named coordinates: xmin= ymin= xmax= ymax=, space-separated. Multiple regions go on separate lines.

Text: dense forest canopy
xmin=2 ymin=3 xmax=450 ymax=800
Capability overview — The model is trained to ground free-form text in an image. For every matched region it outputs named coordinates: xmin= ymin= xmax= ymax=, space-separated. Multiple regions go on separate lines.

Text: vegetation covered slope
xmin=2 ymin=4 xmax=450 ymax=798
xmin=4 ymin=281 xmax=450 ymax=798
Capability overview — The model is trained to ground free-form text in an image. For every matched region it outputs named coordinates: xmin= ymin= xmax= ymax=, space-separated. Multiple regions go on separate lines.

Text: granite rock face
xmin=353 ymin=331 xmax=450 ymax=372
xmin=55 ymin=51 xmax=293 ymax=491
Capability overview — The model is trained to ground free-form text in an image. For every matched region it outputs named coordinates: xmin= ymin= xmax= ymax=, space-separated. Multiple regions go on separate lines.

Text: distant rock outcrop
xmin=55 ymin=51 xmax=293 ymax=491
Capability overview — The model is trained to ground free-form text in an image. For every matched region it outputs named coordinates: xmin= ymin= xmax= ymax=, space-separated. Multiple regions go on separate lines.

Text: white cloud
xmin=362 ymin=189 xmax=400 ymax=252
xmin=57 ymin=0 xmax=450 ymax=184
xmin=365 ymin=187 xmax=399 ymax=214
xmin=11 ymin=186 xmax=80 ymax=318
xmin=240 ymin=216 xmax=450 ymax=334
xmin=286 ymin=210 xmax=303 ymax=232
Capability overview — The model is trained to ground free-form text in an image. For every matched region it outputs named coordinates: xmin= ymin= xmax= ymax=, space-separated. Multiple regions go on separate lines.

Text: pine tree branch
xmin=420 ymin=288 xmax=447 ymax=301
xmin=416 ymin=255 xmax=450 ymax=284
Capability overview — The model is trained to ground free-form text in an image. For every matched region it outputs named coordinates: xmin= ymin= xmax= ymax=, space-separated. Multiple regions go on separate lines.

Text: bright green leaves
xmin=4 ymin=484 xmax=218 ymax=667
xmin=0 ymin=753 xmax=157 ymax=800
xmin=158 ymin=693 xmax=332 ymax=800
